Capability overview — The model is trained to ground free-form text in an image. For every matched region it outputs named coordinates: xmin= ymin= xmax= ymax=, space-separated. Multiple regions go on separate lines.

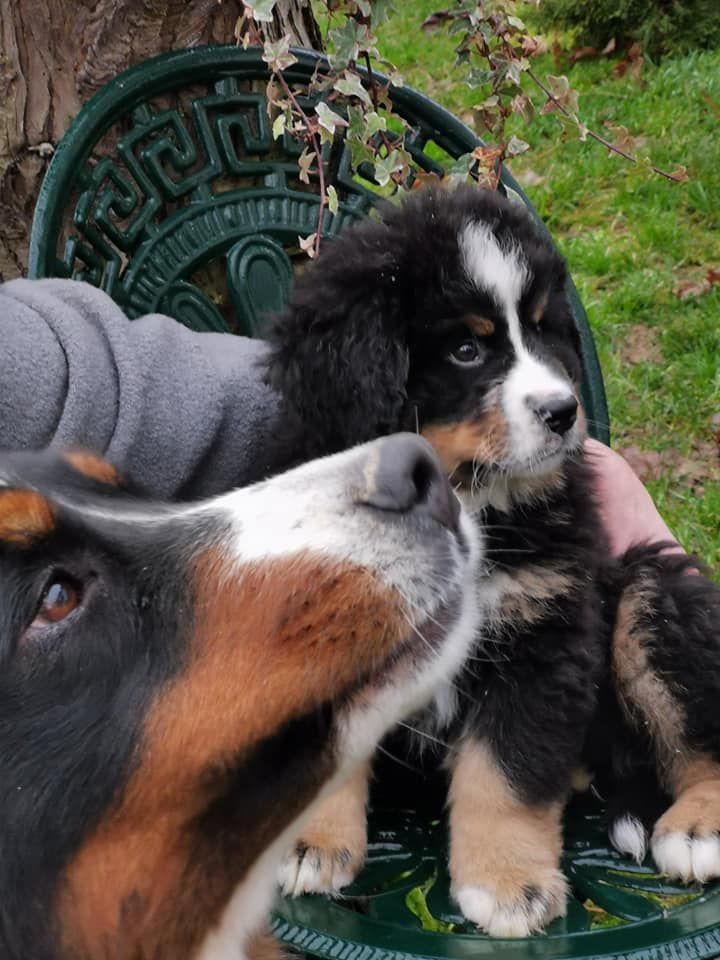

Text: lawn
xmin=368 ymin=2 xmax=720 ymax=567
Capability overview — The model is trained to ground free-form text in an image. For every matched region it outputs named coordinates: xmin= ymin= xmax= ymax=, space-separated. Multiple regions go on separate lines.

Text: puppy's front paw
xmin=278 ymin=841 xmax=364 ymax=897
xmin=454 ymin=870 xmax=568 ymax=937
xmin=651 ymin=782 xmax=720 ymax=884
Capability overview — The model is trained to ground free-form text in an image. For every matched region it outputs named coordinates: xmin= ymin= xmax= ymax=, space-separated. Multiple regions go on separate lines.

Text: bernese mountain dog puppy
xmin=266 ymin=185 xmax=720 ymax=937
xmin=0 ymin=436 xmax=480 ymax=960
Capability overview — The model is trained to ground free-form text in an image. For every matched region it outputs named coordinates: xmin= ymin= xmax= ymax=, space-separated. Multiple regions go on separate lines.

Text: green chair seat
xmin=26 ymin=44 xmax=714 ymax=960
xmin=274 ymin=761 xmax=720 ymax=960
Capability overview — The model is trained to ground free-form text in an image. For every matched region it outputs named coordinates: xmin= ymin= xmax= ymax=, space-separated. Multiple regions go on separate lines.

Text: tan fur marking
xmin=612 ymin=577 xmax=687 ymax=781
xmin=493 ymin=565 xmax=576 ymax=626
xmin=60 ymin=555 xmax=407 ymax=959
xmin=295 ymin=760 xmax=370 ymax=859
xmin=654 ymin=755 xmax=720 ymax=851
xmin=0 ymin=490 xmax=54 ymax=545
xmin=531 ymin=291 xmax=549 ymax=325
xmin=247 ymin=928 xmax=289 ymax=960
xmin=64 ymin=451 xmax=120 ymax=486
xmin=422 ymin=408 xmax=509 ymax=474
xmin=282 ymin=760 xmax=371 ymax=893
xmin=464 ymin=314 xmax=495 ymax=337
xmin=449 ymin=739 xmax=566 ymax=909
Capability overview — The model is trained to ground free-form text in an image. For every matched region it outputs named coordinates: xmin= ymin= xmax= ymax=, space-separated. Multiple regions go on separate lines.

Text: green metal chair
xmin=28 ymin=45 xmax=719 ymax=960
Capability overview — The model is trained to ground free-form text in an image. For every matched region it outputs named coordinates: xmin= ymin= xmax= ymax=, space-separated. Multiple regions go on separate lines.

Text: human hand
xmin=584 ymin=438 xmax=682 ymax=559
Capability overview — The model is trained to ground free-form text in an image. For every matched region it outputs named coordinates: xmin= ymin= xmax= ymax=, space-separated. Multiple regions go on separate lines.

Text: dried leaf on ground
xmin=569 ymin=46 xmax=598 ymax=64
xmin=616 ymin=324 xmax=662 ymax=365
xmin=617 ymin=443 xmax=720 ymax=490
xmin=613 ymin=42 xmax=644 ymax=81
xmin=673 ymin=266 xmax=720 ymax=300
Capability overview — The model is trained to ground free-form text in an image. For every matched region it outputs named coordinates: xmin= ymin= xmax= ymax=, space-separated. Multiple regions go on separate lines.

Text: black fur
xmin=266 ymin=185 xmax=720 ymax=887
xmin=0 ymin=453 xmax=341 ymax=959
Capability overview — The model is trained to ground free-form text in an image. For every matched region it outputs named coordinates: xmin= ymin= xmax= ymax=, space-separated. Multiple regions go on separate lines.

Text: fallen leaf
xmin=616 ymin=324 xmax=662 ymax=365
xmin=613 ymin=42 xmax=644 ymax=81
xmin=616 ymin=445 xmax=664 ymax=482
xmin=569 ymin=46 xmax=598 ymax=64
xmin=673 ymin=266 xmax=720 ymax=300
xmin=617 ymin=444 xmax=720 ymax=488
xmin=601 ymin=37 xmax=616 ymax=55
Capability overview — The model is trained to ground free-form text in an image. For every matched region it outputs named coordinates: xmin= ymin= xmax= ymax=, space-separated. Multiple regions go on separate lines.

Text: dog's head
xmin=267 ymin=186 xmax=585 ymax=504
xmin=0 ymin=440 xmax=479 ymax=960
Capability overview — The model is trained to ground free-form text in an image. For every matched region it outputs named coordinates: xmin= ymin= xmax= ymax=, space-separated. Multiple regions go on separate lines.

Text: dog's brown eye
xmin=33 ymin=577 xmax=81 ymax=626
xmin=449 ymin=339 xmax=482 ymax=365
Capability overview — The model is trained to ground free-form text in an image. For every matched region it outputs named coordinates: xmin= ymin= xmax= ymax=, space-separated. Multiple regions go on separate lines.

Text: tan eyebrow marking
xmin=64 ymin=451 xmax=120 ymax=487
xmin=0 ymin=490 xmax=55 ymax=546
xmin=464 ymin=314 xmax=495 ymax=337
xmin=531 ymin=291 xmax=550 ymax=325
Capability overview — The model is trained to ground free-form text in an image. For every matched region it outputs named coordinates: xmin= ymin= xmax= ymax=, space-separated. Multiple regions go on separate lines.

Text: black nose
xmin=360 ymin=434 xmax=460 ymax=532
xmin=532 ymin=394 xmax=578 ymax=436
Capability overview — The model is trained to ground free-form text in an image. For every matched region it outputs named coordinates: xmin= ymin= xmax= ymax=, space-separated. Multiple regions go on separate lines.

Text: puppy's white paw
xmin=610 ymin=814 xmax=648 ymax=864
xmin=454 ymin=871 xmax=568 ymax=937
xmin=651 ymin=831 xmax=720 ymax=884
xmin=278 ymin=842 xmax=361 ymax=897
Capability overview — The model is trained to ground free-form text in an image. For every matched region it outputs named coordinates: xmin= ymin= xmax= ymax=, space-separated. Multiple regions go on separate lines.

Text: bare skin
xmin=585 ymin=439 xmax=682 ymax=558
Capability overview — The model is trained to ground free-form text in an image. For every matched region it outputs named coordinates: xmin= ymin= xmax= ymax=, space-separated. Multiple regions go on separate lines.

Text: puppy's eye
xmin=32 ymin=575 xmax=82 ymax=627
xmin=448 ymin=338 xmax=483 ymax=366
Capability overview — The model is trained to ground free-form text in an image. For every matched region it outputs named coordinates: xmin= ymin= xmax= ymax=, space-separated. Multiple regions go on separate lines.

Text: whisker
xmin=396 ymin=719 xmax=452 ymax=749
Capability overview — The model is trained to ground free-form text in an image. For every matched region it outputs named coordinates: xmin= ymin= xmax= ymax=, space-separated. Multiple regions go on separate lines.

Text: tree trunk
xmin=0 ymin=0 xmax=322 ymax=280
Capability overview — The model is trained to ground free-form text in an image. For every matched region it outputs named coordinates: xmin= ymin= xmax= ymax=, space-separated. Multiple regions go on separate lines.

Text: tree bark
xmin=0 ymin=0 xmax=322 ymax=280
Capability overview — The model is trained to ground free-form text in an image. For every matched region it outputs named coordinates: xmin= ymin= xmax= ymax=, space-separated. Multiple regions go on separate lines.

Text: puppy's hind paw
xmin=454 ymin=871 xmax=568 ymax=938
xmin=278 ymin=842 xmax=362 ymax=897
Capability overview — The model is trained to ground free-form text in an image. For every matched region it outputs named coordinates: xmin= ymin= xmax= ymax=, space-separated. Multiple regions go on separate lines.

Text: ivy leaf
xmin=272 ymin=112 xmax=287 ymax=141
xmin=298 ymin=147 xmax=314 ymax=184
xmin=298 ymin=233 xmax=317 ymax=258
xmin=244 ymin=0 xmax=278 ymax=23
xmin=315 ymin=101 xmax=349 ymax=139
xmin=511 ymin=92 xmax=534 ymax=121
xmin=364 ymin=110 xmax=387 ymax=138
xmin=326 ymin=185 xmax=339 ymax=215
xmin=507 ymin=15 xmax=526 ymax=31
xmin=335 ymin=72 xmax=372 ymax=106
xmin=262 ymin=36 xmax=298 ymax=73
xmin=370 ymin=0 xmax=396 ymax=25
xmin=668 ymin=165 xmax=689 ymax=183
xmin=506 ymin=135 xmax=530 ymax=157
xmin=374 ymin=149 xmax=405 ymax=187
xmin=328 ymin=19 xmax=375 ymax=70
xmin=445 ymin=152 xmax=474 ymax=183
xmin=542 ymin=75 xmax=580 ymax=118
xmin=466 ymin=66 xmax=495 ymax=88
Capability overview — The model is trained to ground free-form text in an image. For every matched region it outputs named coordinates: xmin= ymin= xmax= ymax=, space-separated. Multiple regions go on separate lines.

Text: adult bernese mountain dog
xmin=0 ymin=436 xmax=480 ymax=960
xmin=266 ymin=185 xmax=720 ymax=937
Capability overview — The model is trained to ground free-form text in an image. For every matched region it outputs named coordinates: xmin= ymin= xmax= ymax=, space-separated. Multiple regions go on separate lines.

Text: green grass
xmin=370 ymin=3 xmax=720 ymax=568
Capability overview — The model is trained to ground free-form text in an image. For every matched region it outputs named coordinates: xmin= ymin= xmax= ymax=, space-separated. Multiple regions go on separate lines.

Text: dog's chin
xmin=459 ymin=436 xmax=581 ymax=484
xmin=508 ymin=429 xmax=585 ymax=478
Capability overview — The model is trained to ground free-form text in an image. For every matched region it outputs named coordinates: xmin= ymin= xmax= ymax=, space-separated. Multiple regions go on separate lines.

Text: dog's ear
xmin=265 ymin=245 xmax=409 ymax=460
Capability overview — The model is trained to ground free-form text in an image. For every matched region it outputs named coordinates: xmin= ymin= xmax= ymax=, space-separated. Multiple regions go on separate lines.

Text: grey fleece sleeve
xmin=0 ymin=279 xmax=283 ymax=499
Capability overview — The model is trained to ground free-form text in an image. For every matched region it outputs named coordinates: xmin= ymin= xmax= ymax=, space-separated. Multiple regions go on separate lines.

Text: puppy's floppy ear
xmin=265 ymin=239 xmax=409 ymax=460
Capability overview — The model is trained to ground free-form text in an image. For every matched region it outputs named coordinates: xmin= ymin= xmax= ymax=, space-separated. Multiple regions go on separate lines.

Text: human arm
xmin=0 ymin=279 xmax=283 ymax=498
